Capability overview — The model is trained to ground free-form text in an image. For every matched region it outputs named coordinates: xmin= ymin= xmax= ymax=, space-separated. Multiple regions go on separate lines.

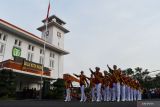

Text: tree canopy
xmin=123 ymin=67 xmax=160 ymax=89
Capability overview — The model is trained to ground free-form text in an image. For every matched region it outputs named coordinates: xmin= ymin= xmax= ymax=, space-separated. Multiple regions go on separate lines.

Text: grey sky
xmin=1 ymin=0 xmax=160 ymax=76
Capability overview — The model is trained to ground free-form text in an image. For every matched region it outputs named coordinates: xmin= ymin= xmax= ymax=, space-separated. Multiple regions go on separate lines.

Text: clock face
xmin=57 ymin=32 xmax=61 ymax=38
xmin=46 ymin=30 xmax=49 ymax=37
xmin=12 ymin=47 xmax=21 ymax=57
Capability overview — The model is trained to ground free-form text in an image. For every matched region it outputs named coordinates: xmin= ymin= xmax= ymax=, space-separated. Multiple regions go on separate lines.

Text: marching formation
xmin=64 ymin=65 xmax=142 ymax=102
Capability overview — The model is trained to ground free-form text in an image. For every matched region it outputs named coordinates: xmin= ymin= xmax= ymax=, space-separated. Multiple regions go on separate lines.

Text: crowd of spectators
xmin=142 ymin=88 xmax=160 ymax=99
xmin=16 ymin=88 xmax=38 ymax=99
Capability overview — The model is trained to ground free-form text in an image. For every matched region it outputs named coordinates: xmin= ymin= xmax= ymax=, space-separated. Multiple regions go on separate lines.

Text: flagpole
xmin=40 ymin=0 xmax=50 ymax=100
xmin=40 ymin=20 xmax=48 ymax=100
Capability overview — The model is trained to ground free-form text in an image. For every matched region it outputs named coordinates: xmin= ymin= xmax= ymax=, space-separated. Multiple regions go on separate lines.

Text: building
xmin=0 ymin=15 xmax=69 ymax=91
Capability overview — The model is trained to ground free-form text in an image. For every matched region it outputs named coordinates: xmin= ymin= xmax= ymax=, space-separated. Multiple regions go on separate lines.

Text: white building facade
xmin=0 ymin=15 xmax=69 ymax=90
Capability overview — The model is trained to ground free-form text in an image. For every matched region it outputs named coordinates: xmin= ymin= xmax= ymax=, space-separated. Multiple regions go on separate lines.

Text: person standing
xmin=133 ymin=79 xmax=137 ymax=101
xmin=126 ymin=76 xmax=131 ymax=101
xmin=86 ymin=74 xmax=96 ymax=102
xmin=120 ymin=73 xmax=126 ymax=101
xmin=73 ymin=71 xmax=89 ymax=102
xmin=116 ymin=68 xmax=122 ymax=102
xmin=64 ymin=75 xmax=73 ymax=102
xmin=103 ymin=71 xmax=111 ymax=102
xmin=130 ymin=79 xmax=134 ymax=101
xmin=137 ymin=80 xmax=142 ymax=101
xmin=107 ymin=65 xmax=121 ymax=102
xmin=90 ymin=67 xmax=103 ymax=102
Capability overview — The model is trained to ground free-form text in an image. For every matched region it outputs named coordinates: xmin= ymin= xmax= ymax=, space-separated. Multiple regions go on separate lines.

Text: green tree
xmin=0 ymin=69 xmax=16 ymax=98
xmin=153 ymin=73 xmax=160 ymax=88
xmin=42 ymin=79 xmax=51 ymax=99
xmin=134 ymin=67 xmax=149 ymax=83
xmin=51 ymin=79 xmax=65 ymax=99
xmin=44 ymin=78 xmax=65 ymax=99
xmin=123 ymin=68 xmax=134 ymax=76
xmin=123 ymin=67 xmax=153 ymax=89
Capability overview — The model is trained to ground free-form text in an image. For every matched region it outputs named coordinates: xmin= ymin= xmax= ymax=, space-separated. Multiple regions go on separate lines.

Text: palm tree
xmin=122 ymin=68 xmax=134 ymax=76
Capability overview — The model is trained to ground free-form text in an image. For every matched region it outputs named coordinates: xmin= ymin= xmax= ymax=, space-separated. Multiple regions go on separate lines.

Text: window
xmin=28 ymin=45 xmax=31 ymax=50
xmin=14 ymin=39 xmax=18 ymax=45
xmin=39 ymin=56 xmax=44 ymax=65
xmin=14 ymin=39 xmax=22 ymax=47
xmin=0 ymin=43 xmax=5 ymax=55
xmin=19 ymin=41 xmax=21 ymax=46
xmin=49 ymin=52 xmax=54 ymax=68
xmin=27 ymin=52 xmax=33 ymax=61
xmin=40 ymin=49 xmax=44 ymax=55
xmin=49 ymin=59 xmax=54 ymax=68
xmin=27 ymin=53 xmax=30 ymax=61
xmin=0 ymin=32 xmax=7 ymax=41
xmin=28 ymin=44 xmax=34 ymax=51
xmin=0 ymin=33 xmax=2 ymax=39
xmin=50 ymin=52 xmax=55 ymax=58
xmin=32 ymin=46 xmax=34 ymax=51
xmin=3 ymin=34 xmax=7 ymax=41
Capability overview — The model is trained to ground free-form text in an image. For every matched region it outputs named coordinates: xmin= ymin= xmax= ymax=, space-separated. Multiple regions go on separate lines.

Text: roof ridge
xmin=0 ymin=18 xmax=42 ymax=40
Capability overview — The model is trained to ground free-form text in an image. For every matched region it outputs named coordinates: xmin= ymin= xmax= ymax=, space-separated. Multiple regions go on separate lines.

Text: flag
xmin=46 ymin=1 xmax=50 ymax=22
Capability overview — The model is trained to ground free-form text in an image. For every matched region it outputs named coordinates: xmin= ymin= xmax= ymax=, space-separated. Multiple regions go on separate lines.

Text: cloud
xmin=63 ymin=0 xmax=160 ymax=76
xmin=1 ymin=0 xmax=160 ymax=76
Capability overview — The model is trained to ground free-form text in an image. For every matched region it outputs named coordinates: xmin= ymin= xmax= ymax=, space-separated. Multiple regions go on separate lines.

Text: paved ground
xmin=1 ymin=99 xmax=160 ymax=107
xmin=0 ymin=100 xmax=138 ymax=107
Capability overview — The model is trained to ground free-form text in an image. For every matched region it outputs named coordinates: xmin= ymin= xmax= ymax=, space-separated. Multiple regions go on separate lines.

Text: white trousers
xmin=96 ymin=83 xmax=102 ymax=102
xmin=127 ymin=86 xmax=131 ymax=101
xmin=103 ymin=88 xmax=106 ymax=101
xmin=133 ymin=89 xmax=137 ymax=101
xmin=116 ymin=82 xmax=121 ymax=102
xmin=80 ymin=85 xmax=86 ymax=101
xmin=106 ymin=86 xmax=111 ymax=101
xmin=103 ymin=87 xmax=110 ymax=101
xmin=130 ymin=88 xmax=133 ymax=101
xmin=112 ymin=83 xmax=116 ymax=101
xmin=65 ymin=88 xmax=71 ymax=101
xmin=91 ymin=87 xmax=96 ymax=101
xmin=121 ymin=84 xmax=125 ymax=101
xmin=125 ymin=85 xmax=128 ymax=100
xmin=137 ymin=90 xmax=142 ymax=101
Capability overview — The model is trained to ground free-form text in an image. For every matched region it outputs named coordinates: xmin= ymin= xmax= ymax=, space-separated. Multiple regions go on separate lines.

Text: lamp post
xmin=57 ymin=35 xmax=61 ymax=78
